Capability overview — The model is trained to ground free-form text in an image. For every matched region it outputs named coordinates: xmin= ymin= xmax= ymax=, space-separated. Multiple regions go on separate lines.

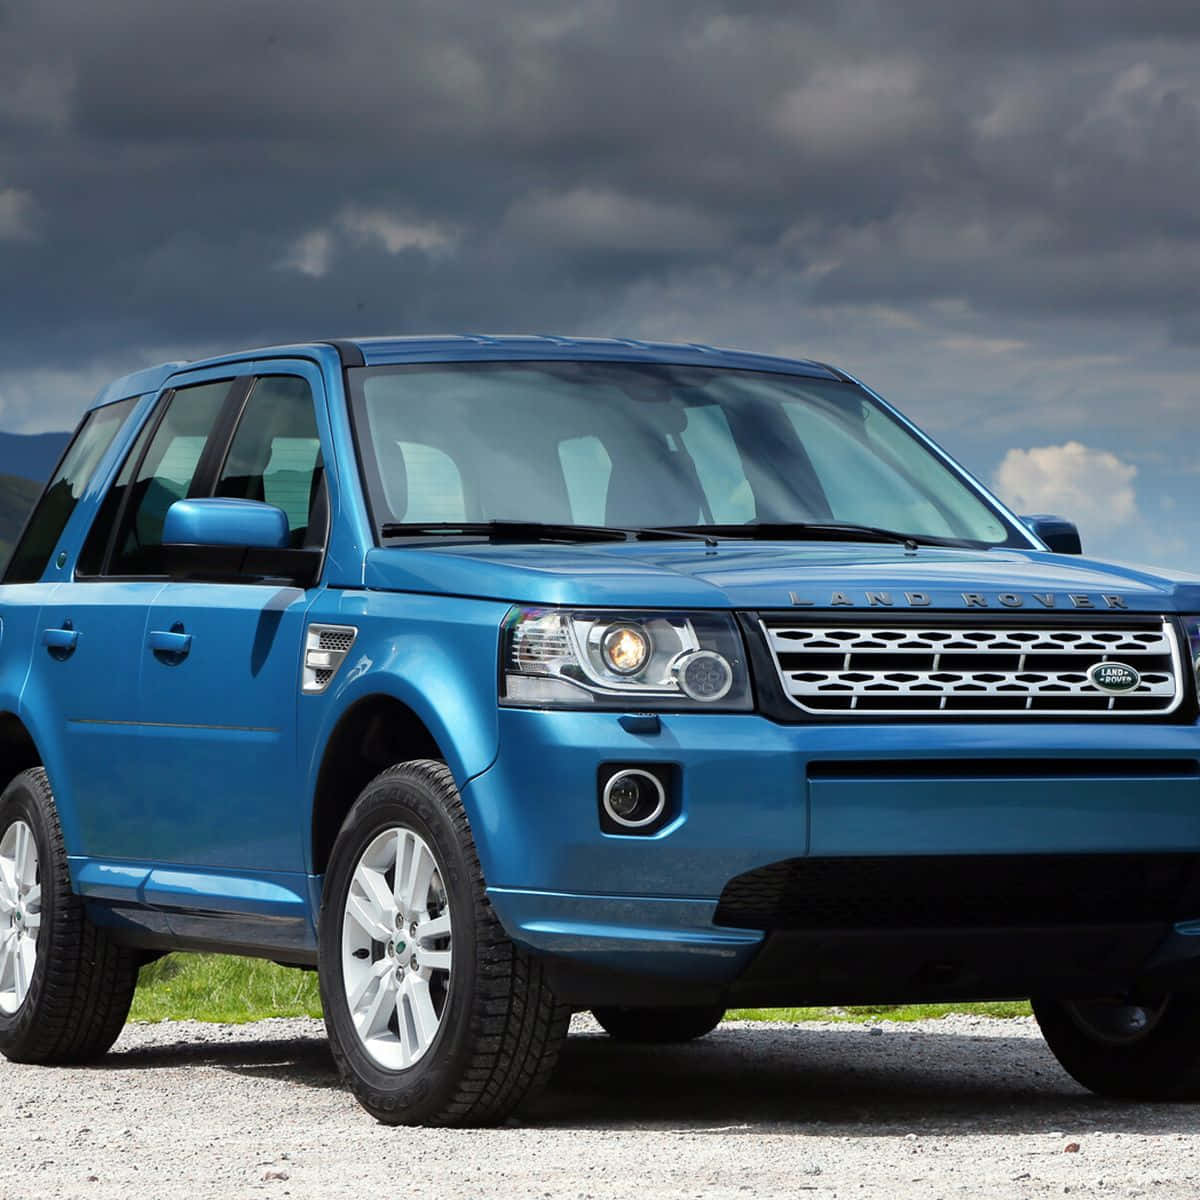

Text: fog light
xmin=672 ymin=649 xmax=734 ymax=702
xmin=602 ymin=769 xmax=666 ymax=829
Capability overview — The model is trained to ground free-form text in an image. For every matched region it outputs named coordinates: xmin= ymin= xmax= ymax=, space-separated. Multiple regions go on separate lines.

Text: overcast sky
xmin=2 ymin=0 xmax=1200 ymax=565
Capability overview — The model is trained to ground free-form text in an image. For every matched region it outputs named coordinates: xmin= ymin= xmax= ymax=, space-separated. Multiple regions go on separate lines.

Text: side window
xmin=106 ymin=381 xmax=231 ymax=576
xmin=215 ymin=376 xmax=323 ymax=545
xmin=4 ymin=396 xmax=138 ymax=583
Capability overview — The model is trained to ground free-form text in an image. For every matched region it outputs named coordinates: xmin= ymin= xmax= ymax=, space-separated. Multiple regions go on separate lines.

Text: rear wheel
xmin=1033 ymin=991 xmax=1200 ymax=1099
xmin=319 ymin=760 xmax=570 ymax=1125
xmin=591 ymin=1004 xmax=726 ymax=1044
xmin=0 ymin=768 xmax=138 ymax=1063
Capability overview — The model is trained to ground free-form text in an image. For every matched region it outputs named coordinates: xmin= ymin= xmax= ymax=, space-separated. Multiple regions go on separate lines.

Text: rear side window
xmin=4 ymin=397 xmax=138 ymax=583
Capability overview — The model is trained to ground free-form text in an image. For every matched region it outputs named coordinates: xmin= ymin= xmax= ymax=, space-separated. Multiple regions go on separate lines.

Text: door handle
xmin=42 ymin=624 xmax=78 ymax=659
xmin=149 ymin=627 xmax=192 ymax=663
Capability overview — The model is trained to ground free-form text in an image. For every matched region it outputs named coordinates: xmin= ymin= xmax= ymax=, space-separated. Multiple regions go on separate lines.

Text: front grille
xmin=760 ymin=617 xmax=1184 ymax=716
xmin=715 ymin=854 xmax=1200 ymax=931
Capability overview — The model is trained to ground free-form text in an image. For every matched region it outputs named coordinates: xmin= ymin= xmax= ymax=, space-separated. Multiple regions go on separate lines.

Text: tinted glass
xmin=215 ymin=375 xmax=322 ymax=546
xmin=4 ymin=397 xmax=137 ymax=583
xmin=107 ymin=381 xmax=230 ymax=575
xmin=351 ymin=362 xmax=1016 ymax=545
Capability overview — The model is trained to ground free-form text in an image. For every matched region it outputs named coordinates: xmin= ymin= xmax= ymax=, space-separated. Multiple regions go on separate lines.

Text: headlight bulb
xmin=601 ymin=624 xmax=651 ymax=675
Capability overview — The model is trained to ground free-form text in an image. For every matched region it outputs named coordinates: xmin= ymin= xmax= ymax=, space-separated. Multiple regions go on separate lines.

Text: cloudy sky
xmin=3 ymin=0 xmax=1200 ymax=565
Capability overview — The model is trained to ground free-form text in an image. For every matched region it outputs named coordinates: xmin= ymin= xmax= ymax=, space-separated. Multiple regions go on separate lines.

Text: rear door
xmin=22 ymin=378 xmax=237 ymax=859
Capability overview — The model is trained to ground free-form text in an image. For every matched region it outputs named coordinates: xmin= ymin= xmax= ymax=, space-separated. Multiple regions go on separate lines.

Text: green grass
xmin=128 ymin=953 xmax=1031 ymax=1025
xmin=727 ymin=1001 xmax=1031 ymax=1023
xmin=130 ymin=954 xmax=322 ymax=1024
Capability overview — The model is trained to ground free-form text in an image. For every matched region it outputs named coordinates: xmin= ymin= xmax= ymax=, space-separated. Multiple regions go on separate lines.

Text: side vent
xmin=302 ymin=624 xmax=358 ymax=694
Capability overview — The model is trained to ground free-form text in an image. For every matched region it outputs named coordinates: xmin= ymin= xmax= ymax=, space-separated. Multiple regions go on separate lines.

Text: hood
xmin=363 ymin=540 xmax=1200 ymax=614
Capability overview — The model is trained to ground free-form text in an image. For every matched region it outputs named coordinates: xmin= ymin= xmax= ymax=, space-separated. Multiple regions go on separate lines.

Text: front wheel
xmin=319 ymin=760 xmax=570 ymax=1125
xmin=1033 ymin=992 xmax=1200 ymax=1099
xmin=591 ymin=1004 xmax=726 ymax=1043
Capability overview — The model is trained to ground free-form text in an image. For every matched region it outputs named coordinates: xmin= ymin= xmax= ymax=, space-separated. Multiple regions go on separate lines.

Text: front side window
xmin=106 ymin=381 xmax=231 ymax=576
xmin=349 ymin=361 xmax=1020 ymax=546
xmin=4 ymin=396 xmax=138 ymax=583
xmin=215 ymin=375 xmax=323 ymax=546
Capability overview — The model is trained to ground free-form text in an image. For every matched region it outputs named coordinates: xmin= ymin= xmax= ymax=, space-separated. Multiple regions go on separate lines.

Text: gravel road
xmin=1 ymin=1012 xmax=1198 ymax=1199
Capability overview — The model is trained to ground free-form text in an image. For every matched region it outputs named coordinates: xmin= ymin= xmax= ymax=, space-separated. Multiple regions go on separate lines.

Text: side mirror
xmin=163 ymin=498 xmax=321 ymax=586
xmin=1021 ymin=513 xmax=1083 ymax=556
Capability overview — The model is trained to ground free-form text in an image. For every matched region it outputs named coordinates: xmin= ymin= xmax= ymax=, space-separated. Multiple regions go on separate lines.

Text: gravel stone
xmin=0 ymin=1013 xmax=1196 ymax=1198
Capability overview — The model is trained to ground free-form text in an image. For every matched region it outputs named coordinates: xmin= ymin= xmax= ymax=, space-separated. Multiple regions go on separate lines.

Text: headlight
xmin=500 ymin=607 xmax=752 ymax=710
xmin=1185 ymin=617 xmax=1200 ymax=693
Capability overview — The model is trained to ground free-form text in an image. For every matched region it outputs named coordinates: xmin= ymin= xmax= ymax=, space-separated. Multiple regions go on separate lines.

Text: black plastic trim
xmin=323 ymin=339 xmax=365 ymax=368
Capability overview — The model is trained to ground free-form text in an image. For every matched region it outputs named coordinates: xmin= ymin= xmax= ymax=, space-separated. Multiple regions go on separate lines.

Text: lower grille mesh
xmin=714 ymin=854 xmax=1200 ymax=930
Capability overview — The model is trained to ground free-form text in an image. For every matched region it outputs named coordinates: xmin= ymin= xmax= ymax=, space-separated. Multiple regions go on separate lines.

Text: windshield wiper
xmin=659 ymin=523 xmax=984 ymax=550
xmin=380 ymin=520 xmax=720 ymax=546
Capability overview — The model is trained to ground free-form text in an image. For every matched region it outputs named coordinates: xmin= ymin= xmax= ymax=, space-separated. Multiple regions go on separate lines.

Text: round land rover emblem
xmin=1088 ymin=662 xmax=1141 ymax=694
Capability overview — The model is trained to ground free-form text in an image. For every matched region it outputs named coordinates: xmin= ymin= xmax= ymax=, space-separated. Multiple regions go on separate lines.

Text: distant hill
xmin=0 ymin=473 xmax=47 ymax=560
xmin=0 ymin=431 xmax=70 ymax=485
xmin=0 ymin=432 xmax=70 ymax=563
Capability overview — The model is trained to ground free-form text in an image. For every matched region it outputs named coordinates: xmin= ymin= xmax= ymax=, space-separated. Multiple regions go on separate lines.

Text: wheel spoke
xmin=0 ymin=857 xmax=16 ymax=908
xmin=12 ymin=935 xmax=28 ymax=1003
xmin=416 ymin=912 xmax=451 ymax=941
xmin=22 ymin=884 xmax=39 ymax=914
xmin=346 ymin=955 xmax=391 ymax=1012
xmin=344 ymin=890 xmax=392 ymax=942
xmin=419 ymin=948 xmax=451 ymax=974
xmin=350 ymin=863 xmax=396 ymax=931
xmin=396 ymin=837 xmax=435 ymax=914
xmin=23 ymin=910 xmax=39 ymax=934
xmin=12 ymin=824 xmax=33 ymax=890
xmin=394 ymin=990 xmax=416 ymax=1067
xmin=356 ymin=971 xmax=395 ymax=1040
xmin=406 ymin=975 xmax=440 ymax=1050
xmin=0 ymin=932 xmax=14 ymax=993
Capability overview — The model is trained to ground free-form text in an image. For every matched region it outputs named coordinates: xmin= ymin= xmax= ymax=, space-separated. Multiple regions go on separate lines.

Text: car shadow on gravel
xmin=92 ymin=1025 xmax=1200 ymax=1134
xmin=101 ymin=1033 xmax=342 ymax=1090
xmin=523 ymin=1028 xmax=1200 ymax=1135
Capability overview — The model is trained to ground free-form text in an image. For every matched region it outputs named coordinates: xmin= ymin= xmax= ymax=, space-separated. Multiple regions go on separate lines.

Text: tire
xmin=591 ymin=1004 xmax=726 ymax=1044
xmin=318 ymin=759 xmax=570 ymax=1126
xmin=0 ymin=767 xmax=139 ymax=1064
xmin=1033 ymin=991 xmax=1200 ymax=1099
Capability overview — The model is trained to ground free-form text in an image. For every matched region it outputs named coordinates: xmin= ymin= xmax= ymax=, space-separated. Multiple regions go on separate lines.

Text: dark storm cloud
xmin=3 ymin=0 xmax=1200 ymax=380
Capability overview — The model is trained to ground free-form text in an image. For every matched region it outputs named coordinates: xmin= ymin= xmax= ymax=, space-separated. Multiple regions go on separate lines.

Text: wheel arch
xmin=310 ymin=694 xmax=449 ymax=877
xmin=0 ymin=712 xmax=43 ymax=792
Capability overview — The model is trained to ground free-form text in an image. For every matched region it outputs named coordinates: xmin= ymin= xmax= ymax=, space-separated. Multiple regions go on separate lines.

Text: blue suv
xmin=2 ymin=336 xmax=1200 ymax=1124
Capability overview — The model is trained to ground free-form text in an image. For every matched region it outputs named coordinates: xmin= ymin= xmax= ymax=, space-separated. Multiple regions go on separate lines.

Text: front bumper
xmin=465 ymin=709 xmax=1200 ymax=1002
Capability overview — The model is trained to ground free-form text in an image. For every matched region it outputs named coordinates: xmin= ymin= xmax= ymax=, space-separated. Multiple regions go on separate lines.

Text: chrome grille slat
xmin=761 ymin=618 xmax=1184 ymax=716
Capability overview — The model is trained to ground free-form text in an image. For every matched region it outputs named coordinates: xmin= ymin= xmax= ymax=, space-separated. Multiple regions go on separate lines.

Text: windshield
xmin=349 ymin=361 xmax=1025 ymax=547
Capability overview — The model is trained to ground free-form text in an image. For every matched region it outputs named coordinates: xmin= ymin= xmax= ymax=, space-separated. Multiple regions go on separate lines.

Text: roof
xmin=351 ymin=335 xmax=842 ymax=379
xmin=93 ymin=335 xmax=842 ymax=408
